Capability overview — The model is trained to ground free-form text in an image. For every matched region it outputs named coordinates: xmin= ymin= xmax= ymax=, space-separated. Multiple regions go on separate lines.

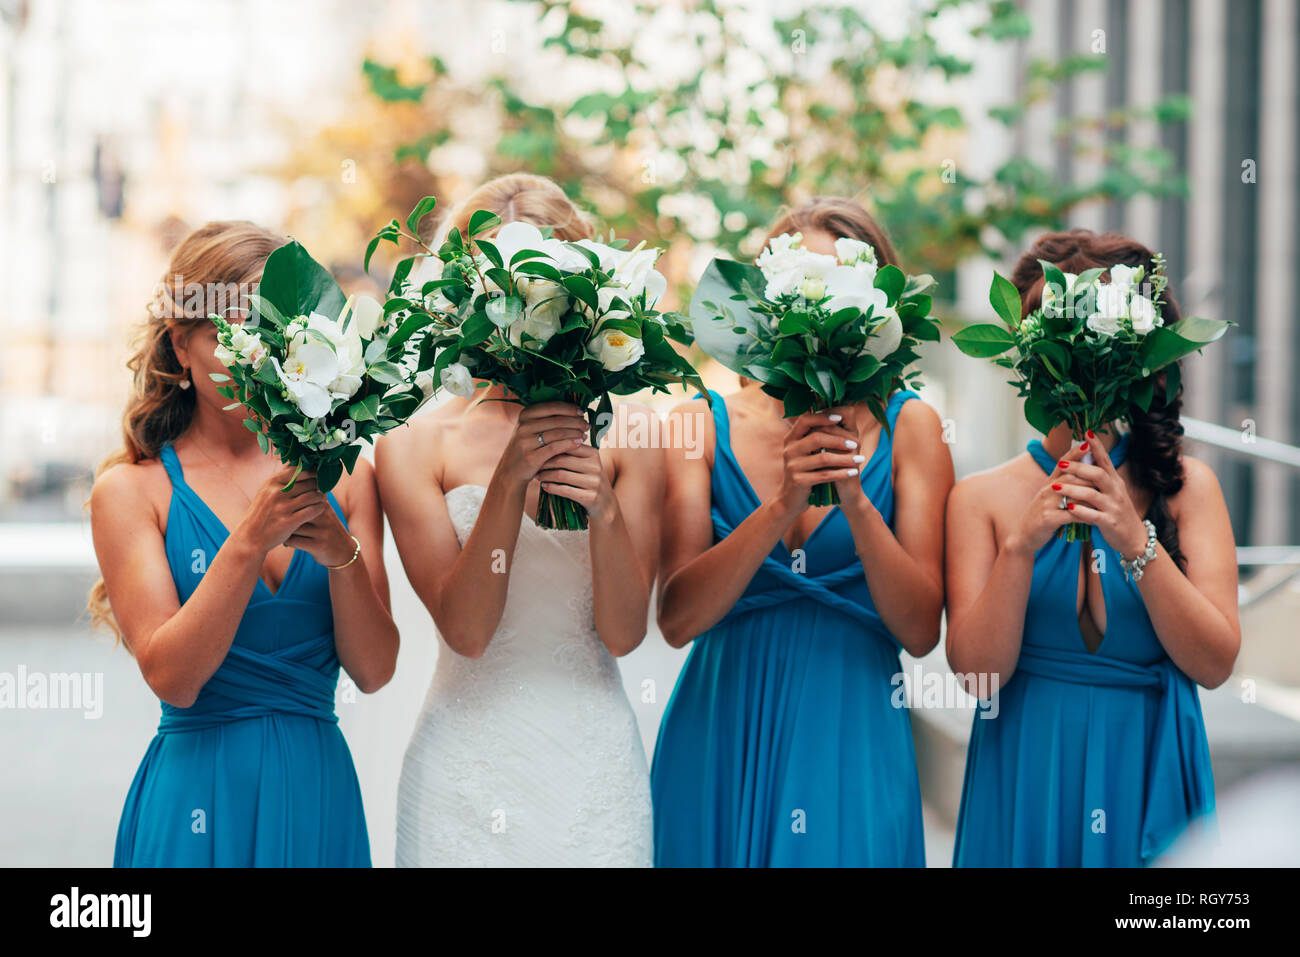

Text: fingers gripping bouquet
xmin=369 ymin=197 xmax=706 ymax=530
xmin=690 ymin=232 xmax=941 ymax=505
xmin=210 ymin=240 xmax=436 ymax=492
xmin=952 ymin=256 xmax=1231 ymax=542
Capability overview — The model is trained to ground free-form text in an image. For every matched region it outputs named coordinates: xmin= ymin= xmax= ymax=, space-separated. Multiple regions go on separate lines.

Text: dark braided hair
xmin=1010 ymin=228 xmax=1188 ymax=571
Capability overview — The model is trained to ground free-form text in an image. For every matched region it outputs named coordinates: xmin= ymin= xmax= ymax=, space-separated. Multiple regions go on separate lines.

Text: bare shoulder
xmin=375 ymin=410 xmax=446 ymax=474
xmin=663 ymin=395 xmax=715 ymax=465
xmin=89 ymin=459 xmax=168 ymax=533
xmin=948 ymin=457 xmax=1025 ymax=511
xmin=892 ymin=397 xmax=946 ymax=449
xmin=1170 ymin=455 xmax=1227 ymax=513
xmin=330 ymin=455 xmax=376 ymax=511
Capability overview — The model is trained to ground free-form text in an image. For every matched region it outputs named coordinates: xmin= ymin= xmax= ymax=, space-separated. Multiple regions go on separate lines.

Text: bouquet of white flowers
xmin=952 ymin=256 xmax=1231 ymax=541
xmin=210 ymin=240 xmax=435 ymax=492
xmin=689 ymin=232 xmax=940 ymax=505
xmin=368 ymin=196 xmax=705 ymax=529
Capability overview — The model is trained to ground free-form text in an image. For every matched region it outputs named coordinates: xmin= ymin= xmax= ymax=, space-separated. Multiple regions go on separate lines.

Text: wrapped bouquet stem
xmin=953 ymin=256 xmax=1231 ymax=543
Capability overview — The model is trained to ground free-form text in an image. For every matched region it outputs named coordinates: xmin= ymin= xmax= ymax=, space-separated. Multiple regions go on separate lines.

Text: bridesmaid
xmin=89 ymin=221 xmax=399 ymax=866
xmin=946 ymin=229 xmax=1240 ymax=867
xmin=652 ymin=198 xmax=954 ymax=866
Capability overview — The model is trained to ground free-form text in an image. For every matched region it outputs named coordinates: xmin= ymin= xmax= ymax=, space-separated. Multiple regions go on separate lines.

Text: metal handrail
xmin=1182 ymin=417 xmax=1300 ymax=469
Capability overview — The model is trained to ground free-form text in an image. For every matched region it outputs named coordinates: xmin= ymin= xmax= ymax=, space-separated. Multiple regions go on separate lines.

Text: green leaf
xmin=952 ymin=322 xmax=1016 ymax=357
xmin=873 ymin=264 xmax=906 ymax=304
xmin=406 ymin=196 xmax=438 ymax=235
xmin=467 ymin=209 xmax=502 ymax=238
xmin=348 ymin=394 xmax=381 ymax=423
xmin=989 ymin=272 xmax=1022 ymax=329
xmin=367 ymin=360 xmax=406 ymax=385
xmin=257 ymin=240 xmax=346 ymax=325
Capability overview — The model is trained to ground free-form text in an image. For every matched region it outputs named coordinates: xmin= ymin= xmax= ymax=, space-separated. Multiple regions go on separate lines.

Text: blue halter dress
xmin=650 ymin=390 xmax=926 ymax=867
xmin=113 ymin=444 xmax=371 ymax=867
xmin=952 ymin=435 xmax=1215 ymax=866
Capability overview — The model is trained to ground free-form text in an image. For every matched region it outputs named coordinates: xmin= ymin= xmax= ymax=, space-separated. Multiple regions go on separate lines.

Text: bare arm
xmin=284 ymin=458 xmax=399 ymax=693
xmin=1061 ymin=451 xmax=1240 ymax=687
xmin=375 ymin=403 xmax=588 ymax=658
xmin=656 ymin=404 xmax=861 ymax=648
xmin=539 ymin=404 xmax=664 ymax=656
xmin=90 ymin=462 xmax=327 ymax=707
xmin=834 ymin=399 xmax=953 ymax=656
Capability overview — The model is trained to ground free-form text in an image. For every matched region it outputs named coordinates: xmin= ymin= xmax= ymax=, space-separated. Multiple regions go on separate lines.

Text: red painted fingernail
xmin=1052 ymin=483 xmax=1062 ymax=491
xmin=1067 ymin=503 xmax=1076 ymax=511
xmin=1086 ymin=430 xmax=1095 ymax=439
xmin=1059 ymin=462 xmax=1068 ymax=469
xmin=1081 ymin=442 xmax=1089 ymax=452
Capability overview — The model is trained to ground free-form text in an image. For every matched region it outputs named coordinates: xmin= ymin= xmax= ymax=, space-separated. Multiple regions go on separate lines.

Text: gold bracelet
xmin=327 ymin=535 xmax=361 ymax=570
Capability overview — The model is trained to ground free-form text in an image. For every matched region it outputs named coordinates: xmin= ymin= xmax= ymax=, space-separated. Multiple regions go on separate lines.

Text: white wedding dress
xmin=395 ymin=484 xmax=653 ymax=867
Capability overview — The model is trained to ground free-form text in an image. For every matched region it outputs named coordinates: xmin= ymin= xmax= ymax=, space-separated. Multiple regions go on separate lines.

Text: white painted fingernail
xmin=845 ymin=439 xmax=858 ymax=449
xmin=828 ymin=413 xmax=842 ymax=422
xmin=853 ymin=455 xmax=865 ymax=463
xmin=846 ymin=468 xmax=859 ymax=476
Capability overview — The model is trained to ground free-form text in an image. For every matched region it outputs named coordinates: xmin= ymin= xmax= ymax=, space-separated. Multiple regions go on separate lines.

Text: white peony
xmin=587 ymin=328 xmax=645 ymax=371
xmin=439 ymin=361 xmax=475 ymax=398
xmin=1129 ymin=294 xmax=1160 ymax=334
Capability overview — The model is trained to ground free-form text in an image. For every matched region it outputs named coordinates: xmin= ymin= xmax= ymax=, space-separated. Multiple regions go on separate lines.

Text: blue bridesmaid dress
xmin=952 ymin=435 xmax=1215 ymax=867
xmin=651 ymin=390 xmax=926 ymax=867
xmin=113 ymin=444 xmax=371 ymax=867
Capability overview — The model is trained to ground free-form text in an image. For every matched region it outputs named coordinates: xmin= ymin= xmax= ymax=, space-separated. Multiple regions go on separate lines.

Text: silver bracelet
xmin=1119 ymin=520 xmax=1158 ymax=582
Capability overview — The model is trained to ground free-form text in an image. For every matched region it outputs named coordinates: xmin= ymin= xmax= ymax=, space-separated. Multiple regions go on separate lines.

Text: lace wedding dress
xmin=395 ymin=484 xmax=653 ymax=867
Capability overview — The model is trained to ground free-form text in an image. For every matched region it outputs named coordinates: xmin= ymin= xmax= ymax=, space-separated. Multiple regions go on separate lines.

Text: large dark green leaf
xmin=687 ymin=258 xmax=767 ymax=373
xmin=258 ymin=240 xmax=346 ymax=322
xmin=952 ymin=322 xmax=1016 ymax=357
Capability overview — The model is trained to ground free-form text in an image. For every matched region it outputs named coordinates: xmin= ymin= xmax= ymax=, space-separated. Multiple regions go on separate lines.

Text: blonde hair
xmin=87 ymin=220 xmax=286 ymax=640
xmin=443 ymin=172 xmax=593 ymax=245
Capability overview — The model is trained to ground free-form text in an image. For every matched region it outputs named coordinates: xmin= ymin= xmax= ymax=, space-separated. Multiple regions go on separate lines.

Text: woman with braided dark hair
xmin=945 ymin=229 xmax=1240 ymax=867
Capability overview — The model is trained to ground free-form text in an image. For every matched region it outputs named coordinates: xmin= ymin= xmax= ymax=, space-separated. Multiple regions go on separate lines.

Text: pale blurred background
xmin=1 ymin=0 xmax=1298 ymax=866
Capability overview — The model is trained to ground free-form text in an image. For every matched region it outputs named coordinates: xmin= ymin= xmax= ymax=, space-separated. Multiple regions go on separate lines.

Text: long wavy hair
xmin=1011 ymin=228 xmax=1188 ymax=571
xmin=87 ymin=221 xmax=287 ymax=640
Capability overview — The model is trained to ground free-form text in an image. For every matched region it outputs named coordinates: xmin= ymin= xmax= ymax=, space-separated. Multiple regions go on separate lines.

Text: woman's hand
xmin=1004 ymin=441 xmax=1091 ymax=557
xmin=1053 ymin=430 xmax=1150 ymax=559
xmin=826 ymin=404 xmax=869 ymax=508
xmin=538 ymin=443 xmax=618 ymax=520
xmin=284 ymin=498 xmax=356 ymax=567
xmin=776 ymin=410 xmax=865 ymax=514
xmin=496 ymin=401 xmax=589 ymax=490
xmin=232 ymin=466 xmax=329 ymax=556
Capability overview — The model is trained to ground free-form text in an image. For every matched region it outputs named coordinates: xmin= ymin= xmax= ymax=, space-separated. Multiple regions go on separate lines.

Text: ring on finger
xmin=537 ymin=431 xmax=545 ymax=446
xmin=1058 ymin=494 xmax=1069 ymax=510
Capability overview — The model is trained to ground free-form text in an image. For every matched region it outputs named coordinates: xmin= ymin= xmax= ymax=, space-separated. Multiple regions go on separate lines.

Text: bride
xmin=377 ymin=174 xmax=660 ymax=867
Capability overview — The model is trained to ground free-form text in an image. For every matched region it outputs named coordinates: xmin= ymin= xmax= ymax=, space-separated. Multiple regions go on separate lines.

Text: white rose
xmin=587 ymin=328 xmax=645 ymax=372
xmin=610 ymin=247 xmax=668 ymax=305
xmin=439 ymin=361 xmax=475 ymax=398
xmin=348 ymin=294 xmax=385 ymax=338
xmin=1087 ymin=284 xmax=1128 ymax=336
xmin=862 ymin=309 xmax=903 ymax=360
xmin=834 ymin=237 xmax=876 ymax=267
xmin=822 ymin=264 xmax=890 ymax=316
xmin=1108 ymin=264 xmax=1142 ymax=297
xmin=1128 ymin=294 xmax=1159 ymax=334
xmin=273 ymin=341 xmax=340 ymax=419
xmin=1041 ymin=271 xmax=1080 ymax=316
xmin=800 ymin=275 xmax=827 ymax=301
xmin=508 ymin=277 xmax=569 ymax=346
xmin=761 ymin=249 xmax=838 ymax=300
